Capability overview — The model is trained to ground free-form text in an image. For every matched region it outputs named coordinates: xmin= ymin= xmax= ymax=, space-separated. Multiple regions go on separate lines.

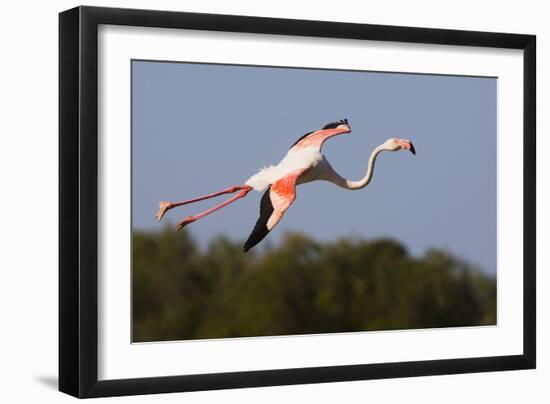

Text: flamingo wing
xmin=243 ymin=169 xmax=306 ymax=252
xmin=289 ymin=119 xmax=350 ymax=150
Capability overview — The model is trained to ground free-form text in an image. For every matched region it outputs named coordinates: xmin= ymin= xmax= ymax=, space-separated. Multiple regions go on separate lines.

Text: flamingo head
xmin=383 ymin=138 xmax=416 ymax=155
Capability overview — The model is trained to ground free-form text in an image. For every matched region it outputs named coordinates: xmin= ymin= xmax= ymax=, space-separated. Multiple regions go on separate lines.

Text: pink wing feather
xmin=243 ymin=168 xmax=306 ymax=251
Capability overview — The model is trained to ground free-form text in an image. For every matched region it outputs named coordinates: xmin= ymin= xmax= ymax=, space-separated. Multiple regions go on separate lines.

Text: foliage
xmin=132 ymin=229 xmax=496 ymax=342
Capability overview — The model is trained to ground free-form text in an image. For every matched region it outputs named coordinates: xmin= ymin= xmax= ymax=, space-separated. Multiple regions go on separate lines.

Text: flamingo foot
xmin=155 ymin=201 xmax=173 ymax=221
xmin=176 ymin=216 xmax=195 ymax=231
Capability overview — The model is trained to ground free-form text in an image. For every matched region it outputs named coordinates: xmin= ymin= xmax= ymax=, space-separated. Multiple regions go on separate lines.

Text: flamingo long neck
xmin=340 ymin=145 xmax=385 ymax=190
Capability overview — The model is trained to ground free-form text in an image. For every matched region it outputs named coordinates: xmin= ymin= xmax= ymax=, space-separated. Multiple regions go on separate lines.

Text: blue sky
xmin=132 ymin=60 xmax=496 ymax=275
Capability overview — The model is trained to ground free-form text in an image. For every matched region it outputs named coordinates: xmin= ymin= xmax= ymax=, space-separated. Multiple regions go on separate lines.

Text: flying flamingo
xmin=155 ymin=119 xmax=415 ymax=252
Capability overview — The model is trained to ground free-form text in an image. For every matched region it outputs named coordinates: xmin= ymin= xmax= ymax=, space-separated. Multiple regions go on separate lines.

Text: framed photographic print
xmin=59 ymin=5 xmax=536 ymax=398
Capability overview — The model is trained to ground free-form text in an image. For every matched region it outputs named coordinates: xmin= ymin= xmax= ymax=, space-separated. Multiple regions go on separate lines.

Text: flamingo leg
xmin=156 ymin=185 xmax=251 ymax=221
xmin=176 ymin=187 xmax=252 ymax=231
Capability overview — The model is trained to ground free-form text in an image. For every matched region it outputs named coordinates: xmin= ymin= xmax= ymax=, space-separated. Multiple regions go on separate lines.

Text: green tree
xmin=132 ymin=230 xmax=496 ymax=342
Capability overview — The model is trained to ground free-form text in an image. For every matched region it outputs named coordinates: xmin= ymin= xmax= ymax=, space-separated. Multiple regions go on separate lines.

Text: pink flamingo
xmin=156 ymin=119 xmax=415 ymax=251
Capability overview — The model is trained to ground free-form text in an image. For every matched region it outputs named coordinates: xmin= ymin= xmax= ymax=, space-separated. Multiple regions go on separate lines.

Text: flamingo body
xmin=244 ymin=147 xmax=324 ymax=191
xmin=155 ymin=119 xmax=415 ymax=252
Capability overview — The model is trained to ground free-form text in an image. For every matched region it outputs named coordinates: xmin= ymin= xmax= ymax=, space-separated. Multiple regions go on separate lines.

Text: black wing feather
xmin=243 ymin=187 xmax=274 ymax=252
xmin=323 ymin=118 xmax=348 ymax=129
xmin=289 ymin=131 xmax=313 ymax=148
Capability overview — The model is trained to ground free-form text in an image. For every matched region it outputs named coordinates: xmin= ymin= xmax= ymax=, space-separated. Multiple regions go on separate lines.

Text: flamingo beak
xmin=398 ymin=139 xmax=416 ymax=155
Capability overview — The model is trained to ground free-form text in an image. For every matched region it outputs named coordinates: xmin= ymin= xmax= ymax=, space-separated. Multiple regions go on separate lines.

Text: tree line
xmin=132 ymin=228 xmax=496 ymax=342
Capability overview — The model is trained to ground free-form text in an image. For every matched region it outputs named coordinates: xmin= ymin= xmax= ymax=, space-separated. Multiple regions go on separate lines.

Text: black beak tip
xmin=410 ymin=143 xmax=416 ymax=155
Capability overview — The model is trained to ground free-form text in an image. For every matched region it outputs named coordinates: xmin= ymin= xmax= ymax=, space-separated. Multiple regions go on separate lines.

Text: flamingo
xmin=155 ymin=119 xmax=415 ymax=252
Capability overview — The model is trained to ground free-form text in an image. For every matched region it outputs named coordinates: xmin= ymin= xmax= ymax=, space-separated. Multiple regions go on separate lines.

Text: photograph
xmin=131 ymin=59 xmax=497 ymax=343
xmin=55 ymin=4 xmax=537 ymax=399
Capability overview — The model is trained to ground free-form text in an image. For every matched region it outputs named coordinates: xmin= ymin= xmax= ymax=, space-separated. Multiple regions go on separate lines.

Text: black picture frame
xmin=59 ymin=5 xmax=536 ymax=398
